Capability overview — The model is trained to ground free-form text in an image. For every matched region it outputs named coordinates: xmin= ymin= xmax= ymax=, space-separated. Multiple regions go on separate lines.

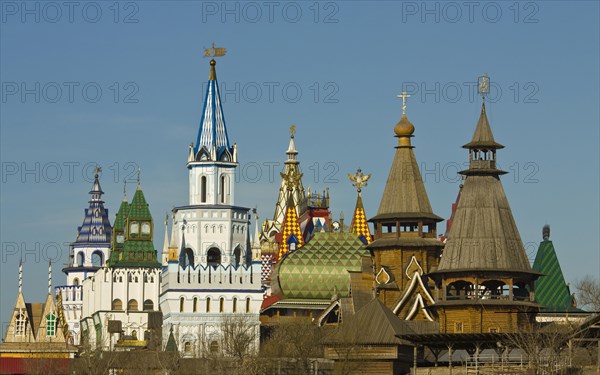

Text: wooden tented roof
xmin=434 ymin=103 xmax=535 ymax=275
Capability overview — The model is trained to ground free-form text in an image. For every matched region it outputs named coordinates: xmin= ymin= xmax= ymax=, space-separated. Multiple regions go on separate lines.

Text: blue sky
xmin=1 ymin=1 xmax=599 ymax=328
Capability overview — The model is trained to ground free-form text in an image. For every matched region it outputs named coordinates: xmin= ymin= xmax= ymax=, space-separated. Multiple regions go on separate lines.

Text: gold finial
xmin=397 ymin=91 xmax=411 ymax=115
xmin=290 ymin=124 xmax=296 ymax=137
xmin=281 ymin=169 xmax=303 ymax=191
xmin=204 ymin=43 xmax=226 ymax=80
xmin=347 ymin=168 xmax=371 ymax=193
xmin=94 ymin=165 xmax=102 ymax=177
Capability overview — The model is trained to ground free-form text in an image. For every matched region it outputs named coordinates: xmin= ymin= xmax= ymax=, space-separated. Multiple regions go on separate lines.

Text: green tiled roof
xmin=108 ymin=186 xmax=159 ymax=268
xmin=532 ymin=240 xmax=579 ymax=313
xmin=278 ymin=232 xmax=370 ymax=300
xmin=113 ymin=199 xmax=130 ymax=230
xmin=128 ymin=188 xmax=152 ymax=219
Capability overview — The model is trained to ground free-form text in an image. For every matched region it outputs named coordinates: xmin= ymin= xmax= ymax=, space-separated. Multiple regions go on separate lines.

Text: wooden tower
xmin=429 ymin=94 xmax=540 ymax=333
xmin=368 ymin=93 xmax=444 ymax=321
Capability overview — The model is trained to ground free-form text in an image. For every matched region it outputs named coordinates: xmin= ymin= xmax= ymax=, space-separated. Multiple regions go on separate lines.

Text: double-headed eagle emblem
xmin=348 ymin=168 xmax=371 ymax=193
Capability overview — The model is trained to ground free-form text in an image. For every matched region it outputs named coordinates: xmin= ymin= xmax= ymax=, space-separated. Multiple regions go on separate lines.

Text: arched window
xmin=181 ymin=248 xmax=194 ymax=268
xmin=143 ymin=299 xmax=154 ymax=311
xmin=91 ymin=251 xmax=103 ymax=267
xmin=127 ymin=299 xmax=138 ymax=311
xmin=207 ymin=248 xmax=221 ymax=267
xmin=46 ymin=313 xmax=56 ymax=337
xmin=184 ymin=342 xmax=192 ymax=353
xmin=180 ymin=297 xmax=184 ymax=312
xmin=220 ymin=175 xmax=225 ymax=203
xmin=201 ymin=176 xmax=207 ymax=203
xmin=210 ymin=341 xmax=219 ymax=353
xmin=233 ymin=246 xmax=241 ymax=268
xmin=132 ymin=330 xmax=137 ymax=339
xmin=219 ymin=297 xmax=224 ymax=313
xmin=246 ymin=298 xmax=251 ymax=313
xmin=193 ymin=297 xmax=198 ymax=312
xmin=73 ymin=278 xmax=79 ymax=286
xmin=233 ymin=297 xmax=237 ymax=313
xmin=77 ymin=252 xmax=84 ymax=267
xmin=15 ymin=312 xmax=26 ymax=336
xmin=112 ymin=299 xmax=123 ymax=310
xmin=206 ymin=297 xmax=211 ymax=313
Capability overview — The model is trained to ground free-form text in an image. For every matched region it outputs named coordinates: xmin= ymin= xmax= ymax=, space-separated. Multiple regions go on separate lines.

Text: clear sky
xmin=1 ymin=1 xmax=599 ymax=329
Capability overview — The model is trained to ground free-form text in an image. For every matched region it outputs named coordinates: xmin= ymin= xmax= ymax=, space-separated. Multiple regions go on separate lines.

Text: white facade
xmin=80 ymin=267 xmax=161 ymax=348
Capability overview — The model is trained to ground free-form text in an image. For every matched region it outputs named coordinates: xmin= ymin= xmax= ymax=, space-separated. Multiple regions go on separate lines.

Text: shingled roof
xmin=324 ymin=298 xmax=415 ymax=345
xmin=435 ymin=103 xmax=535 ymax=275
xmin=462 ymin=102 xmax=504 ymax=149
xmin=371 ymin=111 xmax=443 ymax=222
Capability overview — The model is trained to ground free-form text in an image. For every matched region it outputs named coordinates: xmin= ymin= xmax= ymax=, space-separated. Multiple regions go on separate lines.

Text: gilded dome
xmin=394 ymin=114 xmax=415 ymax=137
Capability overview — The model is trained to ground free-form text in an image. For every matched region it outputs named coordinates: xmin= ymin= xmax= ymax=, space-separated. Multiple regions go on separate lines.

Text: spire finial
xmin=542 ymin=224 xmax=550 ymax=241
xmin=397 ymin=91 xmax=411 ymax=115
xmin=347 ymin=168 xmax=371 ymax=193
xmin=94 ymin=165 xmax=102 ymax=178
xmin=123 ymin=179 xmax=128 ymax=201
xmin=204 ymin=43 xmax=226 ymax=80
xmin=48 ymin=260 xmax=52 ymax=294
xmin=290 ymin=124 xmax=296 ymax=138
xmin=478 ymin=74 xmax=490 ymax=103
xmin=136 ymin=167 xmax=141 ymax=189
xmin=19 ymin=258 xmax=22 ymax=294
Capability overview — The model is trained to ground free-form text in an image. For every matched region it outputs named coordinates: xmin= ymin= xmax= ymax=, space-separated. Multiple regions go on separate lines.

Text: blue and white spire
xmin=192 ymin=59 xmax=235 ymax=162
xmin=75 ymin=167 xmax=112 ymax=244
xmin=187 ymin=58 xmax=238 ymax=206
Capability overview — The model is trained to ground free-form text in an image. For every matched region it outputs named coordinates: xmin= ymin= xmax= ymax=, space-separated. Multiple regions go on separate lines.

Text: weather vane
xmin=397 ymin=91 xmax=411 ymax=115
xmin=203 ymin=42 xmax=227 ymax=58
xmin=478 ymin=74 xmax=490 ymax=102
xmin=347 ymin=168 xmax=371 ymax=193
xmin=94 ymin=165 xmax=102 ymax=176
xmin=289 ymin=124 xmax=296 ymax=137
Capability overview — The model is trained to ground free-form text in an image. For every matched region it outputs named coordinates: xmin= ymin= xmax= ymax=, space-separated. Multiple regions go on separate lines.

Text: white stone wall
xmin=80 ymin=267 xmax=161 ymax=349
xmin=188 ymin=163 xmax=237 ymax=206
xmin=173 ymin=206 xmax=249 ymax=266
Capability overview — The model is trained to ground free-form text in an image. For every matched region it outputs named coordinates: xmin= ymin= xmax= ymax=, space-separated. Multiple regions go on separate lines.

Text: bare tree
xmin=261 ymin=321 xmax=323 ymax=374
xmin=221 ymin=314 xmax=258 ymax=360
xmin=575 ymin=275 xmax=600 ymax=313
xmin=506 ymin=321 xmax=577 ymax=372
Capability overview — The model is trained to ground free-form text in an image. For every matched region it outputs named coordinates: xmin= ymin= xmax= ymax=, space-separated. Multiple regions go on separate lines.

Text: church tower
xmin=430 ymin=79 xmax=539 ymax=333
xmin=368 ymin=93 xmax=444 ymax=321
xmin=56 ymin=168 xmax=112 ymax=345
xmin=160 ymin=51 xmax=262 ymax=357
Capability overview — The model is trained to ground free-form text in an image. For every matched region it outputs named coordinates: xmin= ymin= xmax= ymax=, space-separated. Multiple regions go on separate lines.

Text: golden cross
xmin=290 ymin=124 xmax=296 ymax=136
xmin=397 ymin=91 xmax=411 ymax=115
